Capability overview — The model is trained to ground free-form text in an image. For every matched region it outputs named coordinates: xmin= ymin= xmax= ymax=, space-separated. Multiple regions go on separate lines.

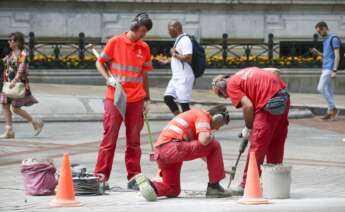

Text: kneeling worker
xmin=134 ymin=105 xmax=232 ymax=201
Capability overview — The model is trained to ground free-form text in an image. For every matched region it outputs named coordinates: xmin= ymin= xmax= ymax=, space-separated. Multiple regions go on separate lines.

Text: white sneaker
xmin=0 ymin=130 xmax=15 ymax=139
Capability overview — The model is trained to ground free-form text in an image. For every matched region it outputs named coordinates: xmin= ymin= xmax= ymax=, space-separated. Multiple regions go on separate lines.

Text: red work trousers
xmin=95 ymin=98 xmax=144 ymax=181
xmin=240 ymin=105 xmax=289 ymax=187
xmin=152 ymin=139 xmax=225 ymax=197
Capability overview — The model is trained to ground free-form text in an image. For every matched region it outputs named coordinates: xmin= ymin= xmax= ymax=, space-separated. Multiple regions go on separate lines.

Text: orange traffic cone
xmin=238 ymin=152 xmax=271 ymax=205
xmin=50 ymin=153 xmax=81 ymax=207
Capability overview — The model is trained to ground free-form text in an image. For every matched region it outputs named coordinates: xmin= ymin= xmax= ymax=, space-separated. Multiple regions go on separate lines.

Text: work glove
xmin=240 ymin=127 xmax=251 ymax=140
xmin=106 ymin=76 xmax=117 ymax=87
xmin=143 ymin=99 xmax=150 ymax=114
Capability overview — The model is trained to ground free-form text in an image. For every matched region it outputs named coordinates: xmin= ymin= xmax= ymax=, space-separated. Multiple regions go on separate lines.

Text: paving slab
xmin=0 ymin=118 xmax=344 ymax=212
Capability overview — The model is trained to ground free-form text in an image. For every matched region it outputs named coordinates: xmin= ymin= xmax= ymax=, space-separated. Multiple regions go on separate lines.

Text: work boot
xmin=32 ymin=119 xmax=44 ymax=136
xmin=320 ymin=113 xmax=332 ymax=120
xmin=330 ymin=108 xmax=339 ymax=120
xmin=229 ymin=184 xmax=244 ymax=196
xmin=206 ymin=182 xmax=232 ymax=198
xmin=0 ymin=126 xmax=15 ymax=139
xmin=135 ymin=174 xmax=157 ymax=201
xmin=127 ymin=176 xmax=139 ymax=190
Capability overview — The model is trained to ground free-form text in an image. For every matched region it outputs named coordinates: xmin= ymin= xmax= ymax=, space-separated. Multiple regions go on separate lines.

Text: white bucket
xmin=261 ymin=164 xmax=292 ymax=199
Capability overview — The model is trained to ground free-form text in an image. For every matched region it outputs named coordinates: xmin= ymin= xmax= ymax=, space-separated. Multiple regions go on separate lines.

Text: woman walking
xmin=0 ymin=32 xmax=43 ymax=139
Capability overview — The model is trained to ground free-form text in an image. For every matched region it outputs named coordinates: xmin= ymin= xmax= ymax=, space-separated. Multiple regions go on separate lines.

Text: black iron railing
xmin=20 ymin=32 xmax=322 ymax=69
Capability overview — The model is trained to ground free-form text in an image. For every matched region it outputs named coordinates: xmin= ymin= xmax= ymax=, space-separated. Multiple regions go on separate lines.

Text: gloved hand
xmin=240 ymin=127 xmax=251 ymax=140
xmin=143 ymin=99 xmax=150 ymax=114
xmin=106 ymin=76 xmax=117 ymax=87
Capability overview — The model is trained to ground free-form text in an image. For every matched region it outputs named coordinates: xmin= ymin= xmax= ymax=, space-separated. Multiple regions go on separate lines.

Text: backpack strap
xmin=173 ymin=33 xmax=188 ymax=48
xmin=330 ymin=35 xmax=341 ymax=50
xmin=173 ymin=33 xmax=190 ymax=69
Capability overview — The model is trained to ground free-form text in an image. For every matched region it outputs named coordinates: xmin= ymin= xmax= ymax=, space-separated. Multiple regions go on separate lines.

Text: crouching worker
xmin=211 ymin=67 xmax=290 ymax=196
xmin=134 ymin=105 xmax=232 ymax=201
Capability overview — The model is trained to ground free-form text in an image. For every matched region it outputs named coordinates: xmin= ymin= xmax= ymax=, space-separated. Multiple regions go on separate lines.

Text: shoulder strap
xmin=330 ymin=35 xmax=341 ymax=50
xmin=173 ymin=34 xmax=188 ymax=48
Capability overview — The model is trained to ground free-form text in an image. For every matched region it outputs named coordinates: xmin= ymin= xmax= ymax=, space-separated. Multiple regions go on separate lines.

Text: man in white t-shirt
xmin=157 ymin=20 xmax=194 ymax=115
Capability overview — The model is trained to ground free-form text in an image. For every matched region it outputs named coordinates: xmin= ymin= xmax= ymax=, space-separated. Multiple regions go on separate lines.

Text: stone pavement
xmin=0 ymin=83 xmax=344 ymax=211
xmin=0 ymin=118 xmax=344 ymax=212
xmin=1 ymin=83 xmax=344 ymax=122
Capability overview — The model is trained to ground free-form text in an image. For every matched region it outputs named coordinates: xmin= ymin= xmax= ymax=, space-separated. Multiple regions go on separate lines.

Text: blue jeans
xmin=317 ymin=70 xmax=335 ymax=112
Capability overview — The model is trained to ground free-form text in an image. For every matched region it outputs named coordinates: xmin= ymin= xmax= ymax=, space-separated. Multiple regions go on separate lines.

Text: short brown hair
xmin=9 ymin=32 xmax=25 ymax=50
xmin=315 ymin=21 xmax=328 ymax=30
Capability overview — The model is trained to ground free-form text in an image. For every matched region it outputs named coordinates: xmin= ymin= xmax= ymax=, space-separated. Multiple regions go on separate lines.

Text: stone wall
xmin=1 ymin=0 xmax=345 ymax=41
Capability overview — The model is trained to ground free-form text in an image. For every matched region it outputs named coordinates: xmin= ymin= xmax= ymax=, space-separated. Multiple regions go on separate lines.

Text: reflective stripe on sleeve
xmin=196 ymin=122 xmax=211 ymax=129
xmin=167 ymin=125 xmax=184 ymax=135
xmin=174 ymin=117 xmax=189 ymax=127
xmin=100 ymin=52 xmax=111 ymax=61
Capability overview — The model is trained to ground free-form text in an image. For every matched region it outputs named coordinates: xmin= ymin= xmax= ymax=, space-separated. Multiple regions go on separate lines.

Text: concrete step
xmin=28 ymin=68 xmax=345 ymax=94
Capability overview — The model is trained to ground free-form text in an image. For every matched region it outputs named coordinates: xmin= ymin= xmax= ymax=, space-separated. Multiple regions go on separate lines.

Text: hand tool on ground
xmin=71 ymin=164 xmax=105 ymax=195
xmin=227 ymin=134 xmax=249 ymax=189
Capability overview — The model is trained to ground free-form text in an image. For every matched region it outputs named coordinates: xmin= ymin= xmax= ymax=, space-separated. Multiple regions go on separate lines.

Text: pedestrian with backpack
xmin=311 ymin=21 xmax=344 ymax=120
xmin=156 ymin=20 xmax=206 ymax=115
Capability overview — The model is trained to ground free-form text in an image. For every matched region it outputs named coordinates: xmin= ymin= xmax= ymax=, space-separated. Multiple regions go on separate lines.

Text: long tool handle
xmin=91 ymin=47 xmax=112 ymax=77
xmin=144 ymin=113 xmax=154 ymax=151
xmin=227 ymin=138 xmax=249 ymax=189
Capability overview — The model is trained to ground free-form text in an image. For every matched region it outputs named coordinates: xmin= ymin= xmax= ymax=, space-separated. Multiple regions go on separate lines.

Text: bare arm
xmin=333 ymin=48 xmax=340 ymax=71
xmin=155 ymin=57 xmax=171 ymax=65
xmin=96 ymin=60 xmax=111 ymax=80
xmin=14 ymin=54 xmax=26 ymax=82
xmin=174 ymin=53 xmax=192 ymax=63
xmin=171 ymin=48 xmax=192 ymax=63
xmin=143 ymin=72 xmax=150 ymax=100
xmin=198 ymin=131 xmax=214 ymax=146
xmin=310 ymin=48 xmax=322 ymax=57
xmin=241 ymin=96 xmax=254 ymax=129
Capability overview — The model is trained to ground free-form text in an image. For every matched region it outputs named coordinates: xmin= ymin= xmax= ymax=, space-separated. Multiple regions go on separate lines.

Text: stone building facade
xmin=0 ymin=0 xmax=345 ymax=41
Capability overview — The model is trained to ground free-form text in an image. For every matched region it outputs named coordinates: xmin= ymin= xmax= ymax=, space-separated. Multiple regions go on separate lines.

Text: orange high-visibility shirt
xmin=155 ymin=109 xmax=212 ymax=147
xmin=98 ymin=32 xmax=153 ymax=102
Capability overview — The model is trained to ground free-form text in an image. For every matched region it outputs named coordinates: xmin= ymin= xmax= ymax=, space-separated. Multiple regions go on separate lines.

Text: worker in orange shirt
xmin=94 ymin=13 xmax=153 ymax=190
xmin=134 ymin=105 xmax=232 ymax=201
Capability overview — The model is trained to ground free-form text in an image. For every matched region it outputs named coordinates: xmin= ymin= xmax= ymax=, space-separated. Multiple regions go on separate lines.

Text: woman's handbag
xmin=2 ymin=81 xmax=25 ymax=99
